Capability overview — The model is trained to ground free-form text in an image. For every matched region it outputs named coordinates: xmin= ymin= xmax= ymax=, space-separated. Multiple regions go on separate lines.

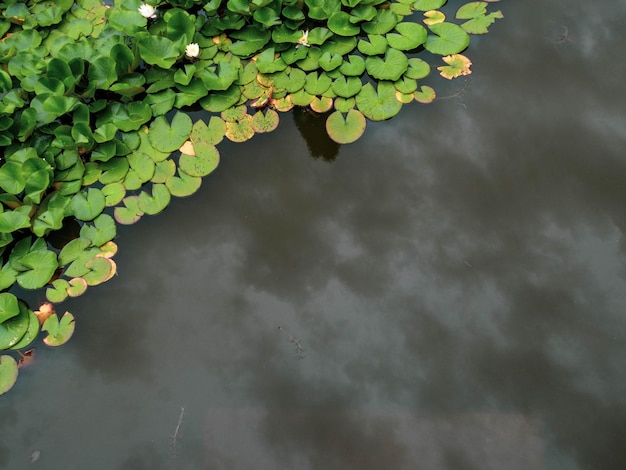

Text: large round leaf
xmin=386 ymin=22 xmax=427 ymax=51
xmin=355 ymin=82 xmax=402 ymax=121
xmin=326 ymin=110 xmax=366 ymax=144
xmin=0 ymin=302 xmax=30 ymax=349
xmin=365 ymin=48 xmax=408 ymax=81
xmin=15 ymin=249 xmax=58 ymax=289
xmin=138 ymin=36 xmax=180 ymax=69
xmin=425 ymin=22 xmax=470 ymax=55
xmin=328 ymin=11 xmax=360 ymax=36
xmin=148 ymin=112 xmax=193 ymax=153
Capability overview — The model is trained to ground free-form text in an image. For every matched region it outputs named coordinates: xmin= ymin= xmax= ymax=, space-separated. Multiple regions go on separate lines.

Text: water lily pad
xmin=165 ymin=171 xmax=202 ymax=198
xmin=339 ymin=55 xmax=366 ymax=76
xmin=148 ymin=112 xmax=193 ymax=153
xmin=251 ymin=109 xmax=280 ymax=133
xmin=326 ymin=109 xmax=366 ymax=144
xmin=199 ymin=86 xmax=242 ymax=112
xmin=15 ymin=249 xmax=59 ymax=290
xmin=413 ymin=0 xmax=446 ymax=10
xmin=137 ymin=36 xmax=179 ymax=69
xmin=191 ymin=117 xmax=227 ymax=146
xmin=58 ymin=238 xmax=91 ymax=267
xmin=67 ymin=277 xmax=89 ymax=297
xmin=10 ymin=306 xmax=39 ymax=350
xmin=0 ymin=355 xmax=18 ymax=396
xmin=405 ymin=58 xmax=431 ymax=80
xmin=365 ymin=48 xmax=409 ymax=81
xmin=438 ymin=54 xmax=472 ymax=79
xmin=355 ymin=82 xmax=402 ymax=121
xmin=80 ymin=214 xmax=116 ymax=247
xmin=179 ymin=142 xmax=220 ymax=177
xmin=310 ymin=96 xmax=334 ymax=113
xmin=102 ymin=183 xmax=127 ymax=207
xmin=396 ymin=91 xmax=414 ymax=103
xmin=357 ymin=35 xmax=388 ymax=56
xmin=151 ymin=160 xmax=177 ymax=184
xmin=225 ymin=114 xmax=256 ymax=142
xmin=70 ymin=188 xmax=105 ymax=222
xmin=328 ymin=11 xmax=360 ymax=36
xmin=0 ymin=301 xmax=30 ymax=349
xmin=425 ymin=22 xmax=470 ymax=55
xmin=332 ymin=76 xmax=363 ymax=98
xmin=386 ymin=22 xmax=427 ymax=50
xmin=0 ymin=292 xmax=19 ymax=324
xmin=124 ymin=152 xmax=156 ymax=190
xmin=394 ymin=77 xmax=418 ymax=94
xmin=304 ymin=72 xmax=332 ymax=95
xmin=270 ymin=95 xmax=294 ymax=112
xmin=83 ymin=256 xmax=116 ymax=286
xmin=414 ymin=85 xmax=437 ymax=103
xmin=43 ymin=311 xmax=75 ymax=347
xmin=290 ymin=89 xmax=315 ymax=106
xmin=334 ymin=97 xmax=356 ymax=113
xmin=319 ymin=52 xmax=343 ymax=72
xmin=362 ymin=9 xmax=399 ymax=35
xmin=423 ymin=10 xmax=446 ymax=25
xmin=114 ymin=196 xmax=144 ymax=225
xmin=46 ymin=279 xmax=70 ymax=303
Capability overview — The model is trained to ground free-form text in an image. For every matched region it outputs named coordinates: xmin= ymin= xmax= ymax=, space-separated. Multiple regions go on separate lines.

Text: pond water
xmin=2 ymin=1 xmax=626 ymax=469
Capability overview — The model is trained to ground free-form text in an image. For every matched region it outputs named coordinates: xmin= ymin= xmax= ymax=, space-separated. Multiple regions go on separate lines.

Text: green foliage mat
xmin=0 ymin=0 xmax=502 ymax=394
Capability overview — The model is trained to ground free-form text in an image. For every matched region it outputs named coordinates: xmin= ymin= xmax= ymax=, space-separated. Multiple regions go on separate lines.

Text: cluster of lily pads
xmin=0 ymin=0 xmax=502 ymax=395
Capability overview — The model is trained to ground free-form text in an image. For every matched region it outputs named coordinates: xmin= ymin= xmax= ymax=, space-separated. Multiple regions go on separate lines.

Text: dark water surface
xmin=2 ymin=1 xmax=626 ymax=469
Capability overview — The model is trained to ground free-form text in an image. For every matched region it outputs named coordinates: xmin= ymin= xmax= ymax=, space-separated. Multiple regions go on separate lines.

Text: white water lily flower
xmin=185 ymin=43 xmax=200 ymax=59
xmin=138 ymin=4 xmax=157 ymax=19
xmin=296 ymin=30 xmax=310 ymax=48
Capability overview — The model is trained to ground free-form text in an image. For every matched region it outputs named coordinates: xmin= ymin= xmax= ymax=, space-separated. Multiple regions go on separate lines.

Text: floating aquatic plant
xmin=0 ymin=0 xmax=503 ymax=394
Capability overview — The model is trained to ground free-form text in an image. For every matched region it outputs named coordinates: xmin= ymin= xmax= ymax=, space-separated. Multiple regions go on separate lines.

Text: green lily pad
xmin=339 ymin=55 xmax=366 ymax=76
xmin=148 ymin=112 xmax=193 ymax=153
xmin=114 ymin=196 xmax=144 ymax=225
xmin=386 ymin=22 xmax=427 ymax=51
xmin=405 ymin=58 xmax=431 ymax=80
xmin=83 ymin=256 xmax=116 ymax=286
xmin=332 ymin=76 xmax=363 ymax=98
xmin=319 ymin=52 xmax=343 ymax=72
xmin=362 ymin=9 xmax=399 ymax=35
xmin=328 ymin=11 xmax=361 ymax=36
xmin=58 ymin=238 xmax=91 ymax=267
xmin=0 ymin=302 xmax=30 ymax=349
xmin=46 ymin=278 xmax=70 ymax=303
xmin=67 ymin=277 xmax=89 ymax=297
xmin=70 ymin=188 xmax=105 ymax=221
xmin=15 ymin=249 xmax=59 ymax=290
xmin=326 ymin=109 xmax=366 ymax=144
xmin=10 ymin=306 xmax=39 ymax=350
xmin=0 ymin=205 xmax=32 ymax=233
xmin=138 ymin=184 xmax=172 ymax=215
xmin=80 ymin=214 xmax=116 ymax=247
xmin=290 ymin=89 xmax=315 ymax=106
xmin=102 ymin=183 xmax=126 ymax=207
xmin=413 ymin=0 xmax=446 ymax=11
xmin=357 ymin=35 xmax=388 ymax=56
xmin=0 ymin=355 xmax=18 ymax=396
xmin=137 ymin=35 xmax=180 ymax=69
xmin=151 ymin=160 xmax=177 ymax=184
xmin=425 ymin=22 xmax=470 ymax=55
xmin=355 ymin=82 xmax=402 ymax=121
xmin=365 ymin=48 xmax=409 ymax=81
xmin=165 ymin=171 xmax=202 ymax=198
xmin=124 ymin=152 xmax=156 ymax=190
xmin=199 ymin=86 xmax=242 ymax=113
xmin=0 ymin=293 xmax=20 ymax=324
xmin=304 ymin=71 xmax=332 ymax=95
xmin=334 ymin=96 xmax=356 ymax=113
xmin=394 ymin=77 xmax=418 ymax=94
xmin=191 ymin=117 xmax=227 ymax=146
xmin=43 ymin=311 xmax=75 ymax=347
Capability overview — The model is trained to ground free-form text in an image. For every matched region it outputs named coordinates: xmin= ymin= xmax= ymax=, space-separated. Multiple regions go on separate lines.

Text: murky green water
xmin=2 ymin=1 xmax=626 ymax=469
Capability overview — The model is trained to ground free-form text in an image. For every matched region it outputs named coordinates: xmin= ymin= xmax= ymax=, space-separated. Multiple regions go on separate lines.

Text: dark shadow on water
xmin=292 ymin=107 xmax=340 ymax=162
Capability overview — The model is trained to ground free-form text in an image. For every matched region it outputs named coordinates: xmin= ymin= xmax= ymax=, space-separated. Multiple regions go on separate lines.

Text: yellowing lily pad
xmin=225 ymin=114 xmax=255 ymax=142
xmin=423 ymin=10 xmax=446 ymax=25
xmin=438 ymin=54 xmax=472 ymax=79
xmin=310 ymin=96 xmax=334 ymax=113
xmin=252 ymin=109 xmax=280 ymax=133
xmin=326 ymin=109 xmax=366 ymax=144
xmin=415 ymin=85 xmax=437 ymax=103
